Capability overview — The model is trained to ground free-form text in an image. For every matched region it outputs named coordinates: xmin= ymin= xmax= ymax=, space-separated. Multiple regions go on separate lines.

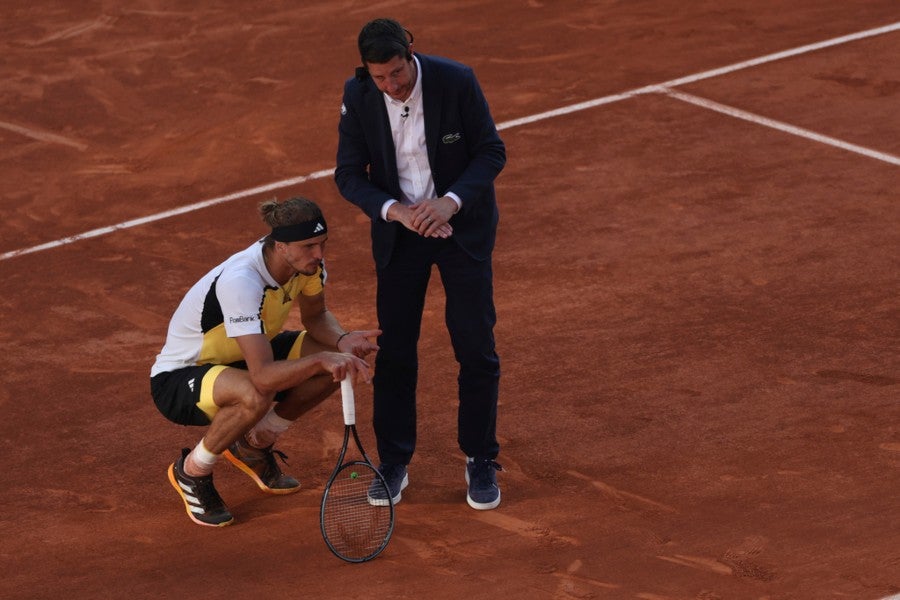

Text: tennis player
xmin=150 ymin=197 xmax=379 ymax=527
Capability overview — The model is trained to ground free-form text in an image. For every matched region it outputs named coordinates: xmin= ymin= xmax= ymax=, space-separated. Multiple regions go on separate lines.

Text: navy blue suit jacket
xmin=335 ymin=54 xmax=506 ymax=268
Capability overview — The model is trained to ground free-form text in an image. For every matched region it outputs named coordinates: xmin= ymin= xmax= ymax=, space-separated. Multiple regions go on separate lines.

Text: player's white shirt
xmin=151 ymin=239 xmax=324 ymax=376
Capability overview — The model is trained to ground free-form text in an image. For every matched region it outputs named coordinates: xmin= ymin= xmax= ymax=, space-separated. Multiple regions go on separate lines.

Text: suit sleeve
xmin=334 ymin=79 xmax=394 ymax=221
xmin=446 ymin=69 xmax=506 ymax=210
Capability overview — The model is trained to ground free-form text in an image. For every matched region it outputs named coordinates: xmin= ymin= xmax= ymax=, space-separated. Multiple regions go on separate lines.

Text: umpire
xmin=335 ymin=18 xmax=506 ymax=510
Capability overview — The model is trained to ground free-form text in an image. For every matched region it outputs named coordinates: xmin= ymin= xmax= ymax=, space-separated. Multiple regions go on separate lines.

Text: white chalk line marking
xmin=496 ymin=20 xmax=900 ymax=131
xmin=659 ymin=88 xmax=900 ymax=166
xmin=28 ymin=15 xmax=116 ymax=46
xmin=0 ymin=169 xmax=332 ymax=260
xmin=0 ymin=121 xmax=88 ymax=151
xmin=2 ymin=20 xmax=898 ymax=262
xmin=658 ymin=21 xmax=900 ymax=88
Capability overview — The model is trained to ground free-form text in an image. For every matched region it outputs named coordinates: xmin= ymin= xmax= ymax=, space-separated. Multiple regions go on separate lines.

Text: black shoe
xmin=167 ymin=448 xmax=234 ymax=527
xmin=466 ymin=457 xmax=502 ymax=510
xmin=223 ymin=437 xmax=301 ymax=495
xmin=367 ymin=463 xmax=409 ymax=506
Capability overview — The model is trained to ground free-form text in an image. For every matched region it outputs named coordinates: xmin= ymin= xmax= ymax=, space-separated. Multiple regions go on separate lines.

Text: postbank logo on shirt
xmin=229 ymin=315 xmax=259 ymax=324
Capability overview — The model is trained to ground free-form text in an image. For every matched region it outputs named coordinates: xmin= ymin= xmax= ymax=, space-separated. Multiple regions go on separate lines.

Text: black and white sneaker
xmin=167 ymin=448 xmax=234 ymax=527
xmin=465 ymin=457 xmax=502 ymax=510
xmin=367 ymin=463 xmax=409 ymax=506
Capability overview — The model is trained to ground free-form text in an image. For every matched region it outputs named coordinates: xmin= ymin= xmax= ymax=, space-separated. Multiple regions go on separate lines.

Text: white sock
xmin=186 ymin=439 xmax=218 ymax=476
xmin=247 ymin=405 xmax=292 ymax=449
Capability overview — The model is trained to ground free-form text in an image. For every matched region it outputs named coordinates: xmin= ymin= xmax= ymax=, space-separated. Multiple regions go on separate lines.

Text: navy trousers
xmin=373 ymin=228 xmax=500 ymax=465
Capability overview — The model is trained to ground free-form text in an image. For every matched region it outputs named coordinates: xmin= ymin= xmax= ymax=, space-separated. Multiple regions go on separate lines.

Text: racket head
xmin=320 ymin=460 xmax=394 ymax=562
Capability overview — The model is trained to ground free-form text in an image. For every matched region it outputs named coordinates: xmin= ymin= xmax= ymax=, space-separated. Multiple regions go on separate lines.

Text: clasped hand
xmin=388 ymin=197 xmax=456 ymax=238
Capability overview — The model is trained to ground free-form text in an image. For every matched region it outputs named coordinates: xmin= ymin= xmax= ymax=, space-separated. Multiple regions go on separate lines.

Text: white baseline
xmin=2 ymin=20 xmax=898 ymax=262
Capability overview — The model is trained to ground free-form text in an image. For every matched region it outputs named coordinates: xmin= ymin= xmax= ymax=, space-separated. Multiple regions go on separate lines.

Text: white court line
xmin=497 ymin=20 xmax=900 ymax=130
xmin=0 ymin=120 xmax=88 ymax=151
xmin=660 ymin=88 xmax=900 ymax=166
xmin=0 ymin=169 xmax=332 ymax=260
xmin=657 ymin=21 xmax=900 ymax=88
xmin=2 ymin=20 xmax=899 ymax=262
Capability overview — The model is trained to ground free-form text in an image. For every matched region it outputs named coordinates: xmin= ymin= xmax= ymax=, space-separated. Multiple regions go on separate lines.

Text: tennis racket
xmin=320 ymin=377 xmax=394 ymax=562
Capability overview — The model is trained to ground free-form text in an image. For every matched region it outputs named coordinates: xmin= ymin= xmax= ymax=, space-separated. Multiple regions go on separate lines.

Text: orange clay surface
xmin=1 ymin=3 xmax=898 ymax=599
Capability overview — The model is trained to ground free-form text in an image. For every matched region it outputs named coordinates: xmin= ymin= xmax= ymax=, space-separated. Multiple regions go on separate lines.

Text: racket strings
xmin=322 ymin=464 xmax=392 ymax=560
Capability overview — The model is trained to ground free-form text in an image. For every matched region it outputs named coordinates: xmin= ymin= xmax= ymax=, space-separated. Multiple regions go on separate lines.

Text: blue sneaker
xmin=368 ymin=463 xmax=409 ymax=506
xmin=465 ymin=458 xmax=503 ymax=510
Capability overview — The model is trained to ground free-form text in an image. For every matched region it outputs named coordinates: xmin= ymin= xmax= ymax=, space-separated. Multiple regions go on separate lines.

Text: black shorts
xmin=150 ymin=330 xmax=302 ymax=426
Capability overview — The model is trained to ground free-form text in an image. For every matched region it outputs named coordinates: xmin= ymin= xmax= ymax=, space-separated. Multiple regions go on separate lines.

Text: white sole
xmin=465 ymin=466 xmax=501 ymax=510
xmin=367 ymin=472 xmax=409 ymax=506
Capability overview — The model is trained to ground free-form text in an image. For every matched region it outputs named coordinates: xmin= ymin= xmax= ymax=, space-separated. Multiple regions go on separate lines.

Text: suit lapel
xmin=419 ymin=55 xmax=442 ymax=171
xmin=362 ymin=78 xmax=401 ymax=194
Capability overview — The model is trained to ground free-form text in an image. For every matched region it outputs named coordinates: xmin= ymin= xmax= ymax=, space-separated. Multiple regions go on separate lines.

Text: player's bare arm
xmin=298 ymin=290 xmax=381 ymax=358
xmin=297 ymin=290 xmax=346 ymax=346
xmin=236 ymin=332 xmax=371 ymax=393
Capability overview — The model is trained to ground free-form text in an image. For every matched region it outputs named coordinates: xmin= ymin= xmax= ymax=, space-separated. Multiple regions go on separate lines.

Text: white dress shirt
xmin=380 ymin=56 xmax=461 ymax=221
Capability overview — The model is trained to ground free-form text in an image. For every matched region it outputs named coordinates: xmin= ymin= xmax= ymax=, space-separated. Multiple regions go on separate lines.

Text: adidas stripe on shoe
xmin=167 ymin=448 xmax=234 ymax=527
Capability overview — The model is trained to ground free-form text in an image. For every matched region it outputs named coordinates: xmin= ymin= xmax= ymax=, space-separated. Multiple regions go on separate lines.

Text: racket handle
xmin=340 ymin=377 xmax=356 ymax=426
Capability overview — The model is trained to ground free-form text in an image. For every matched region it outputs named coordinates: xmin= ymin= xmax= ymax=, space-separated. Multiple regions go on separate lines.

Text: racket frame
xmin=320 ymin=379 xmax=395 ymax=563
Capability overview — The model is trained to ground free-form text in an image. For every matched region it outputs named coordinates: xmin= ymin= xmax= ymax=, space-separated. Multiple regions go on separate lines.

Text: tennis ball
xmin=350 ymin=471 xmax=359 ymax=479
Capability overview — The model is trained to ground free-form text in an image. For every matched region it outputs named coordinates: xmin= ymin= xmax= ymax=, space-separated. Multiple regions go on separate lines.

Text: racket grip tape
xmin=340 ymin=377 xmax=356 ymax=426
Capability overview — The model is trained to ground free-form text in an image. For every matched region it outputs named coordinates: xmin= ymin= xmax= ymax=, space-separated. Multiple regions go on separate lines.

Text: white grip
xmin=341 ymin=377 xmax=356 ymax=426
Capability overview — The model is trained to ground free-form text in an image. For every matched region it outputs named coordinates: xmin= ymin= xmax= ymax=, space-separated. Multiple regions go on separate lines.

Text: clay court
xmin=1 ymin=2 xmax=898 ymax=599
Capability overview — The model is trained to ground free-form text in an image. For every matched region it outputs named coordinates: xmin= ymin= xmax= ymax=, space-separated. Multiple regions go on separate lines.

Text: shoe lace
xmin=190 ymin=473 xmax=227 ymax=509
xmin=377 ymin=464 xmax=409 ymax=492
xmin=262 ymin=448 xmax=290 ymax=476
xmin=471 ymin=459 xmax=503 ymax=485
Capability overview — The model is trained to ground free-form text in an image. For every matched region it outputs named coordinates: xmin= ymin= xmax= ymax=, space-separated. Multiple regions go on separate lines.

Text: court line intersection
xmin=3 ymin=20 xmax=898 ymax=262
